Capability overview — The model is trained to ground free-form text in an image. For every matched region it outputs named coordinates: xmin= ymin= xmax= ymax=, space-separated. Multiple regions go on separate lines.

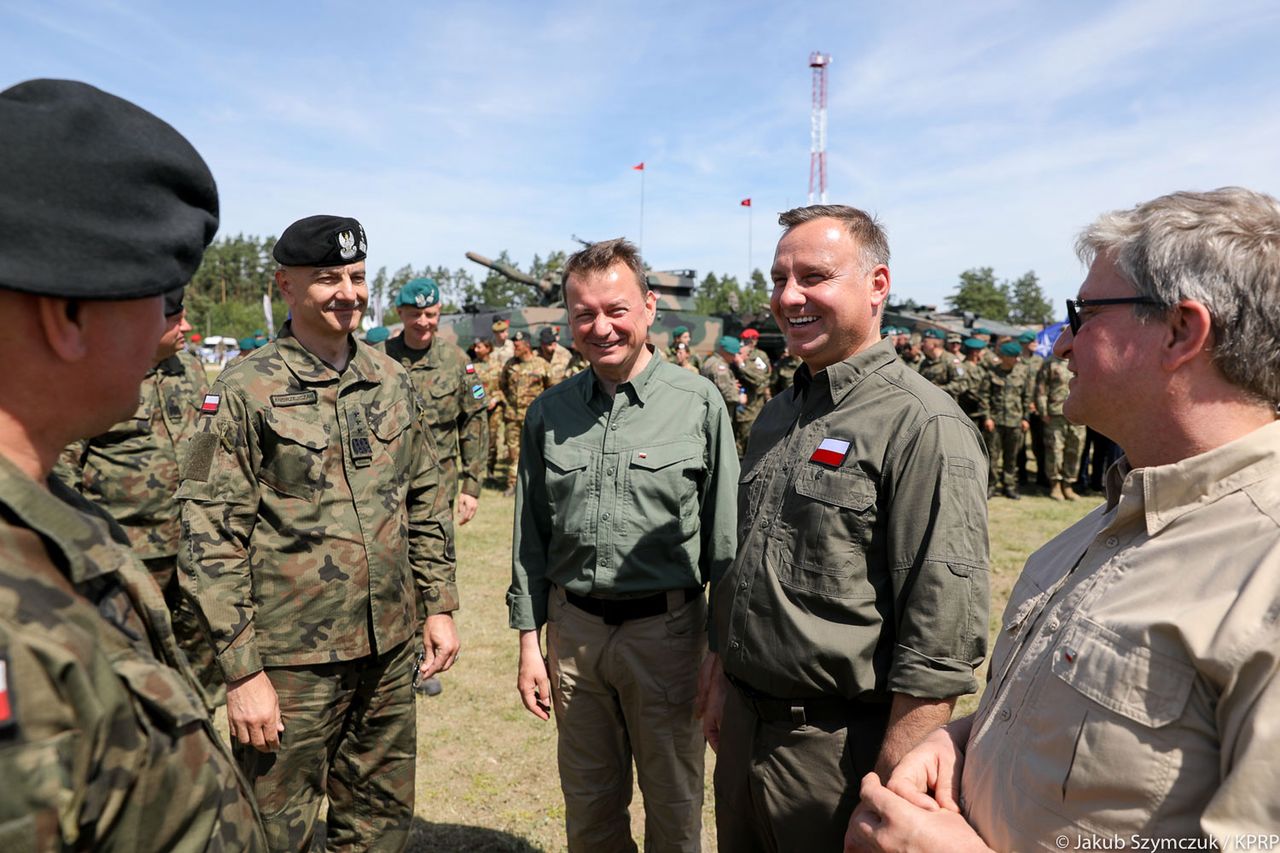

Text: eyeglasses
xmin=1065 ymin=297 xmax=1164 ymax=335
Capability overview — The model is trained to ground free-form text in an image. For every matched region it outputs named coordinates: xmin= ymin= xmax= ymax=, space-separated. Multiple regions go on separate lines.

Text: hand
xmin=983 ymin=419 xmax=995 ymax=432
xmin=883 ymin=725 xmax=965 ymax=812
xmin=517 ymin=629 xmax=552 ymax=721
xmin=1020 ymin=419 xmax=1029 ymax=432
xmin=694 ymin=652 xmax=727 ymax=752
xmin=456 ymin=493 xmax=479 ymax=526
xmin=846 ymin=773 xmax=991 ymax=853
xmin=226 ymin=670 xmax=284 ymax=752
xmin=486 ymin=399 xmax=497 ymax=412
xmin=420 ymin=613 xmax=460 ymax=679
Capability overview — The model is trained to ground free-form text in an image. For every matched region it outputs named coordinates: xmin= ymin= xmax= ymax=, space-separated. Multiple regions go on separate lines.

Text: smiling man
xmin=178 ymin=215 xmax=458 ymax=851
xmin=509 ymin=238 xmax=738 ymax=852
xmin=851 ymin=188 xmax=1280 ymax=851
xmin=697 ymin=204 xmax=990 ymax=851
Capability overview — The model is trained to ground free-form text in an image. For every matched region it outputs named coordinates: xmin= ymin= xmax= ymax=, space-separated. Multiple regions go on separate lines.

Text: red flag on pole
xmin=740 ymin=198 xmax=752 ymax=207
xmin=633 ymin=162 xmax=645 ymax=171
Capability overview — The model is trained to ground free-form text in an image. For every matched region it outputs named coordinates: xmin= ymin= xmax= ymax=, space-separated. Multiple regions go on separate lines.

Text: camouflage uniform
xmin=1019 ymin=351 xmax=1047 ymax=486
xmin=382 ymin=335 xmax=488 ymax=507
xmin=916 ymin=351 xmax=962 ymax=395
xmin=500 ymin=354 xmax=551 ymax=490
xmin=701 ymin=352 xmax=740 ymax=418
xmin=539 ymin=342 xmax=573 ymax=386
xmin=177 ymin=324 xmax=456 ymax=852
xmin=473 ymin=351 xmax=506 ymax=481
xmin=52 ymin=350 xmax=222 ymax=704
xmin=732 ymin=349 xmax=771 ymax=456
xmin=493 ymin=337 xmax=514 ymax=366
xmin=666 ymin=344 xmax=702 ymax=372
xmin=954 ymin=359 xmax=990 ymax=432
xmin=982 ymin=361 xmax=1035 ymax=494
xmin=771 ymin=353 xmax=802 ymax=396
xmin=1037 ymin=356 xmax=1085 ymax=486
xmin=0 ymin=455 xmax=266 ymax=851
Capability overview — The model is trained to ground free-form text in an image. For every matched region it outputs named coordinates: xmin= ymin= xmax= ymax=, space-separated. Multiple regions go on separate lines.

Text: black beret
xmin=163 ymin=286 xmax=185 ymax=317
xmin=0 ymin=79 xmax=218 ymax=299
xmin=273 ymin=215 xmax=367 ymax=267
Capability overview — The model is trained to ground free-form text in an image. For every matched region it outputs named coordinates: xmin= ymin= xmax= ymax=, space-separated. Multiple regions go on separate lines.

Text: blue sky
xmin=6 ymin=0 xmax=1280 ymax=312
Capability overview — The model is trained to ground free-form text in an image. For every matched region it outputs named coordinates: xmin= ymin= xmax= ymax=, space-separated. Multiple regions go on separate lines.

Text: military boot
xmin=1062 ymin=481 xmax=1079 ymax=501
xmin=1002 ymin=486 xmax=1021 ymax=501
xmin=1049 ymin=482 xmax=1065 ymax=501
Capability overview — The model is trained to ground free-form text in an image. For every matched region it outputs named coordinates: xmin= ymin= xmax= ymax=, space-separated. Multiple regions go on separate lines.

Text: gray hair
xmin=778 ymin=204 xmax=891 ymax=271
xmin=1076 ymin=187 xmax=1280 ymax=404
xmin=563 ymin=237 xmax=648 ymax=300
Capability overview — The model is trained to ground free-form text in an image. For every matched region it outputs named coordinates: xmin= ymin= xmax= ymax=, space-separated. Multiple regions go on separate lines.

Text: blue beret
xmin=999 ymin=341 xmax=1022 ymax=357
xmin=719 ymin=336 xmax=741 ymax=355
xmin=0 ymin=79 xmax=219 ymax=300
xmin=397 ymin=277 xmax=440 ymax=308
xmin=273 ymin=215 xmax=366 ymax=267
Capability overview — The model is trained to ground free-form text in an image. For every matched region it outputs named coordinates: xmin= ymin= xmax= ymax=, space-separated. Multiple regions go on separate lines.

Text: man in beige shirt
xmin=848 ymin=187 xmax=1280 ymax=851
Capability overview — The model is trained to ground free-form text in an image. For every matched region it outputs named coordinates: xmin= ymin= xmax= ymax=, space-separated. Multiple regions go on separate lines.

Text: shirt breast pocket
xmin=1027 ymin=618 xmax=1196 ymax=831
xmin=544 ymin=443 xmax=594 ymax=536
xmin=625 ymin=441 xmax=705 ymax=536
xmin=779 ymin=466 xmax=878 ymax=599
xmin=259 ymin=410 xmax=329 ymax=502
xmin=370 ymin=398 xmax=414 ymax=472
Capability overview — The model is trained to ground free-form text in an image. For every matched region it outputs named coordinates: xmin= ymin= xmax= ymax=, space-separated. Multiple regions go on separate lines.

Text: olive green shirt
xmin=713 ymin=338 xmax=990 ymax=700
xmin=507 ymin=351 xmax=739 ymax=630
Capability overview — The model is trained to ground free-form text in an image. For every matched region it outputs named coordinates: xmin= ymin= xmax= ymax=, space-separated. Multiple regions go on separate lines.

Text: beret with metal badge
xmin=273 ymin=215 xmax=367 ymax=267
xmin=397 ymin=277 xmax=439 ymax=308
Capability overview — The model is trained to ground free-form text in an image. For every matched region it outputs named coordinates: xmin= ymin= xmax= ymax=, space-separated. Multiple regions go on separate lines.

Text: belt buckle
xmin=789 ymin=703 xmax=807 ymax=726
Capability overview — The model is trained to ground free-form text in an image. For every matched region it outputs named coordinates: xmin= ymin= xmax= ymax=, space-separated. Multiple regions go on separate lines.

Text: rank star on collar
xmin=810 ymin=437 xmax=850 ymax=466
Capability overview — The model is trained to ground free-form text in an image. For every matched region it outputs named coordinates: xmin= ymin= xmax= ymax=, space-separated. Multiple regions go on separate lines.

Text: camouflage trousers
xmin=1043 ymin=415 xmax=1086 ymax=483
xmin=144 ymin=555 xmax=224 ymax=708
xmin=987 ymin=425 xmax=1025 ymax=492
xmin=733 ymin=416 xmax=757 ymax=457
xmin=487 ymin=405 xmax=505 ymax=478
xmin=505 ymin=419 xmax=524 ymax=488
xmin=235 ymin=639 xmax=417 ymax=853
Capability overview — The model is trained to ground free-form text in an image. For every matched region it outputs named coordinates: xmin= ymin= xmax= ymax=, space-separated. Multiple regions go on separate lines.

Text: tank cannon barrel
xmin=465 ymin=251 xmax=558 ymax=301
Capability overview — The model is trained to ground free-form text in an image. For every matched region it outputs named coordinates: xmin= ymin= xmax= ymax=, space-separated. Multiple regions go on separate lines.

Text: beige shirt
xmin=963 ymin=419 xmax=1280 ymax=847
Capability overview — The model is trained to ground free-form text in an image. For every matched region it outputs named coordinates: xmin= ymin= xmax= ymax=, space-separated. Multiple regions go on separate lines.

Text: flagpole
xmin=639 ymin=167 xmax=645 ymax=256
xmin=747 ymin=203 xmax=753 ymax=280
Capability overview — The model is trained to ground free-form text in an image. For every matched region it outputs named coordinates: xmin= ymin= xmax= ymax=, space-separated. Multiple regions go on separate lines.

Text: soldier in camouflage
xmin=701 ymin=335 xmax=742 ymax=419
xmin=981 ymin=340 xmax=1036 ymax=499
xmin=732 ymin=328 xmax=772 ymax=455
xmin=771 ymin=346 xmax=802 ymax=395
xmin=915 ymin=328 xmax=962 ymax=395
xmin=0 ymin=78 xmax=266 ymax=851
xmin=1017 ymin=330 xmax=1049 ymax=489
xmin=1037 ymin=353 xmax=1085 ymax=501
xmin=666 ymin=324 xmax=703 ymax=370
xmin=177 ymin=215 xmax=459 ymax=852
xmin=492 ymin=317 xmax=515 ymax=364
xmin=383 ymin=277 xmax=488 ymax=525
xmin=954 ymin=338 xmax=992 ymax=444
xmin=537 ymin=326 xmax=573 ymax=385
xmin=500 ymin=330 xmax=551 ymax=496
xmin=54 ymin=287 xmax=223 ymax=704
xmin=469 ymin=337 xmax=507 ymax=484
xmin=671 ymin=340 xmax=701 ymax=374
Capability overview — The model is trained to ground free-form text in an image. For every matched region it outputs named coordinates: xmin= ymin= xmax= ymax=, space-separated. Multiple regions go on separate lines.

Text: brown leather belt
xmin=564 ymin=587 xmax=701 ymax=625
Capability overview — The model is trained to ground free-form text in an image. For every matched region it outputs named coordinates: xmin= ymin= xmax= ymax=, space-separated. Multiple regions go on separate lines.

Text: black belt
xmin=564 ymin=587 xmax=701 ymax=625
xmin=728 ymin=674 xmax=889 ymax=727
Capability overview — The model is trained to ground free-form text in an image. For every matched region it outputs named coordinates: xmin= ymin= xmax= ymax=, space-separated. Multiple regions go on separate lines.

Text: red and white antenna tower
xmin=808 ymin=51 xmax=831 ymax=204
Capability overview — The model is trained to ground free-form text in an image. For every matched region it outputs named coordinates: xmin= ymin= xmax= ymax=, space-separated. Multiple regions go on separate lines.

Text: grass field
xmin=403 ymin=484 xmax=1100 ymax=852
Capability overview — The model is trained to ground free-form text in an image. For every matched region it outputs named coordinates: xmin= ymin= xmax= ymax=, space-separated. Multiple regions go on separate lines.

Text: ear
xmin=868 ymin=264 xmax=891 ymax=308
xmin=1161 ymin=299 xmax=1213 ymax=373
xmin=275 ymin=268 xmax=294 ymax=304
xmin=37 ymin=297 xmax=91 ymax=363
xmin=643 ymin=288 xmax=658 ymax=322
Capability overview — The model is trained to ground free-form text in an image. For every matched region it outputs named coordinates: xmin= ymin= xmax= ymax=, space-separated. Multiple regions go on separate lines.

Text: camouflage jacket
xmin=983 ymin=361 xmax=1036 ymax=427
xmin=732 ymin=350 xmax=772 ymax=422
xmin=916 ymin=352 xmax=962 ymax=395
xmin=473 ymin=352 xmax=505 ymax=408
xmin=700 ymin=353 xmax=739 ymax=413
xmin=381 ymin=336 xmax=488 ymax=499
xmin=500 ymin=355 xmax=551 ymax=422
xmin=539 ymin=343 xmax=573 ymax=386
xmin=0 ymin=455 xmax=265 ymax=851
xmin=176 ymin=325 xmax=456 ymax=681
xmin=1036 ymin=356 xmax=1073 ymax=418
xmin=53 ymin=352 xmax=209 ymax=560
xmin=954 ymin=360 xmax=990 ymax=420
xmin=771 ymin=354 xmax=802 ymax=396
xmin=1021 ymin=353 xmax=1044 ymax=413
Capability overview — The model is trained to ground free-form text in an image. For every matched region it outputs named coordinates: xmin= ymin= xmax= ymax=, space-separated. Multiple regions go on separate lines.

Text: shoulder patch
xmin=465 ymin=363 xmax=476 ymax=374
xmin=270 ymin=390 xmax=319 ymax=408
xmin=717 ymin=364 xmax=727 ymax=371
xmin=471 ymin=384 xmax=485 ymax=399
xmin=0 ymin=653 xmax=14 ymax=732
xmin=754 ymin=357 xmax=767 ymax=371
xmin=182 ymin=431 xmax=220 ymax=483
xmin=200 ymin=393 xmax=220 ymax=414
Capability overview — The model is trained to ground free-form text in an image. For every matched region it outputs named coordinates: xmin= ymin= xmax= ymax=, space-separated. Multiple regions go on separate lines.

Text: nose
xmin=335 ymin=273 xmax=358 ymax=300
xmin=591 ymin=313 xmax=612 ymax=339
xmin=773 ymin=275 xmax=803 ymax=311
xmin=1053 ymin=325 xmax=1073 ymax=358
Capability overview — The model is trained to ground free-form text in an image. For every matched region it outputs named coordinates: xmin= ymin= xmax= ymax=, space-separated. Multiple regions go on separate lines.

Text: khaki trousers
xmin=547 ymin=585 xmax=707 ymax=853
xmin=235 ymin=640 xmax=417 ymax=853
xmin=713 ymin=685 xmax=889 ymax=853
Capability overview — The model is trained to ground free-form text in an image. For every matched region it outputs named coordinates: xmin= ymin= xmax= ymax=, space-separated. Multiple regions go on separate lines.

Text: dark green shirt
xmin=713 ymin=338 xmax=990 ymax=701
xmin=508 ymin=351 xmax=739 ymax=630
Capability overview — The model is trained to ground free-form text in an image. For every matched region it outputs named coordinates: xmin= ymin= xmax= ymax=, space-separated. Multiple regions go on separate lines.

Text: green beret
xmin=366 ymin=326 xmax=390 ymax=343
xmin=1018 ymin=331 xmax=1037 ymax=343
xmin=273 ymin=215 xmax=366 ymax=267
xmin=719 ymin=336 xmax=741 ymax=355
xmin=0 ymin=79 xmax=219 ymax=300
xmin=974 ymin=327 xmax=992 ymax=335
xmin=999 ymin=341 xmax=1022 ymax=357
xmin=672 ymin=325 xmax=689 ymax=337
xmin=923 ymin=328 xmax=946 ymax=340
xmin=238 ymin=336 xmax=258 ymax=351
xmin=963 ymin=337 xmax=987 ymax=350
xmin=397 ymin=277 xmax=440 ymax=308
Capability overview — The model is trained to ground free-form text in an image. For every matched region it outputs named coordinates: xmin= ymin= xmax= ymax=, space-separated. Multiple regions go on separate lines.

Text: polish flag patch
xmin=200 ymin=394 xmax=220 ymax=414
xmin=465 ymin=363 xmax=476 ymax=375
xmin=0 ymin=656 xmax=13 ymax=730
xmin=810 ymin=437 xmax=851 ymax=466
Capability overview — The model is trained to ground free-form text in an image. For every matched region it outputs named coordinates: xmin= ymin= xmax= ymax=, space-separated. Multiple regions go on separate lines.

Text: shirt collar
xmin=794 ymin=337 xmax=898 ymax=406
xmin=275 ymin=321 xmax=373 ymax=385
xmin=1105 ymin=419 xmax=1280 ymax=535
xmin=582 ymin=344 xmax=662 ymax=406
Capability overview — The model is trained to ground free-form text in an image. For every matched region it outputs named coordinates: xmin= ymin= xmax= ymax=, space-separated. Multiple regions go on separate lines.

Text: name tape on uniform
xmin=200 ymin=394 xmax=220 ymax=414
xmin=810 ymin=437 xmax=851 ymax=466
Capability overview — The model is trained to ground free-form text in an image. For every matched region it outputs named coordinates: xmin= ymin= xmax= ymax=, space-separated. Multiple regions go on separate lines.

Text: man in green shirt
xmin=509 ymin=238 xmax=739 ymax=852
xmin=697 ymin=204 xmax=990 ymax=851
